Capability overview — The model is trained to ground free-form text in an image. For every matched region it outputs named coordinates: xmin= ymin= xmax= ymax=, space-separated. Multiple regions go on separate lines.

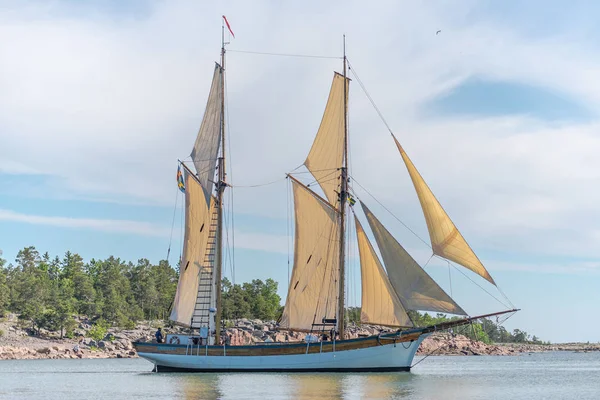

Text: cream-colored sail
xmin=190 ymin=64 xmax=223 ymax=206
xmin=190 ymin=195 xmax=217 ymax=331
xmin=280 ymin=180 xmax=340 ymax=331
xmin=393 ymin=136 xmax=496 ymax=285
xmin=355 ymin=216 xmax=413 ymax=327
xmin=169 ymin=169 xmax=214 ymax=326
xmin=361 ymin=202 xmax=467 ymax=315
xmin=304 ymin=72 xmax=349 ymax=206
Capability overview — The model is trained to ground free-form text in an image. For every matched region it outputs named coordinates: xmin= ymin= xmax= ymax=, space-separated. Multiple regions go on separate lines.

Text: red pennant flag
xmin=222 ymin=15 xmax=235 ymax=38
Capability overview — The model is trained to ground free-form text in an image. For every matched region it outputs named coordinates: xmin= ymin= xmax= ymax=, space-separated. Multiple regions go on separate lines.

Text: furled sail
xmin=392 ymin=135 xmax=496 ymax=285
xmin=304 ymin=72 xmax=349 ymax=206
xmin=361 ymin=202 xmax=467 ymax=315
xmin=169 ymin=168 xmax=214 ymax=326
xmin=355 ymin=216 xmax=413 ymax=327
xmin=190 ymin=63 xmax=223 ymax=206
xmin=280 ymin=179 xmax=340 ymax=331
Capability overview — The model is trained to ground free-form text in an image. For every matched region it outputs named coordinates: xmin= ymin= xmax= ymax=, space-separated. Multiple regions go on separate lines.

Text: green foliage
xmin=0 ymin=329 xmax=4 ymax=337
xmin=88 ymin=319 xmax=109 ymax=342
xmin=1 ymin=247 xmax=542 ymax=346
xmin=346 ymin=307 xmax=361 ymax=324
xmin=222 ymin=278 xmax=282 ymax=321
xmin=0 ymin=253 xmax=8 ymax=313
xmin=0 ymin=246 xmax=179 ymax=335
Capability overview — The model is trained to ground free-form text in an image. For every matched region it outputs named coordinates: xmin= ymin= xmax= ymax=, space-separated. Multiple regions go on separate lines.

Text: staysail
xmin=361 ymin=202 xmax=467 ymax=315
xmin=355 ymin=216 xmax=413 ymax=327
xmin=190 ymin=63 xmax=223 ymax=206
xmin=304 ymin=72 xmax=349 ymax=206
xmin=392 ymin=135 xmax=496 ymax=285
xmin=169 ymin=167 xmax=214 ymax=326
xmin=280 ymin=179 xmax=340 ymax=331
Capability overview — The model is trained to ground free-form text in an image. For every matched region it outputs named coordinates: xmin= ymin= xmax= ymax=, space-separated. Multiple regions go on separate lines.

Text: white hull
xmin=138 ymin=334 xmax=427 ymax=372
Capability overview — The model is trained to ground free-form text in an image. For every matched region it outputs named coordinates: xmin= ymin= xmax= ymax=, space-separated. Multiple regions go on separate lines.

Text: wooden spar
xmin=337 ymin=34 xmax=348 ymax=339
xmin=400 ymin=308 xmax=520 ymax=337
xmin=179 ymin=160 xmax=201 ymax=185
xmin=287 ymin=174 xmax=339 ymax=213
xmin=215 ymin=19 xmax=227 ymax=344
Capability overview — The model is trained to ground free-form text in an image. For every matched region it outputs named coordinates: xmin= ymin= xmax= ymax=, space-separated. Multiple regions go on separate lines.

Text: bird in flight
xmin=436 ymin=30 xmax=442 ymax=35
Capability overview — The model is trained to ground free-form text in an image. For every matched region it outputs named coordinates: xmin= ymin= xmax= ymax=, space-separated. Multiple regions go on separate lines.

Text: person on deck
xmin=155 ymin=327 xmax=164 ymax=343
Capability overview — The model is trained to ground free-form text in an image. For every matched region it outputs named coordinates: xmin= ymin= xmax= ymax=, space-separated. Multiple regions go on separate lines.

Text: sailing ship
xmin=133 ymin=25 xmax=517 ymax=372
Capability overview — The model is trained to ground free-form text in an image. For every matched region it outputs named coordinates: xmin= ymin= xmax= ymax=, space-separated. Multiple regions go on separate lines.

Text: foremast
xmin=337 ymin=35 xmax=348 ymax=339
xmin=214 ymin=19 xmax=228 ymax=344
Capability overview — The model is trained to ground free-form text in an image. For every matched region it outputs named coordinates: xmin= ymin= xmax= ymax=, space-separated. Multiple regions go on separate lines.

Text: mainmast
xmin=214 ymin=19 xmax=227 ymax=344
xmin=337 ymin=35 xmax=348 ymax=339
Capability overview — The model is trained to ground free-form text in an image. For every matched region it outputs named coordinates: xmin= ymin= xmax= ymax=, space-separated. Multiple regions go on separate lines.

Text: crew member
xmin=155 ymin=327 xmax=164 ymax=343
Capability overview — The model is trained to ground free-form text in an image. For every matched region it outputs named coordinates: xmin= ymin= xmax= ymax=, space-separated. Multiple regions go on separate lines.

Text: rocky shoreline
xmin=1 ymin=315 xmax=597 ymax=360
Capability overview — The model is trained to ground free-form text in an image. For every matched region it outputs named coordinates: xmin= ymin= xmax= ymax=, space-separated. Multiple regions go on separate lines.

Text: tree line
xmin=0 ymin=246 xmax=541 ymax=344
xmin=0 ymin=246 xmax=177 ymax=336
xmin=0 ymin=247 xmax=282 ymax=337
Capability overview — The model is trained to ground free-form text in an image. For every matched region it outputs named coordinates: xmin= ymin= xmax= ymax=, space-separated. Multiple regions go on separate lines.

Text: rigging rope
xmin=349 ymin=57 xmax=517 ymax=311
xmin=410 ymin=310 xmax=517 ymax=368
xmin=225 ymin=75 xmax=236 ymax=284
xmin=230 ymin=165 xmax=303 ymax=188
xmin=229 ymin=176 xmax=288 ymax=188
xmin=228 ymin=49 xmax=341 ymax=60
xmin=166 ymin=183 xmax=180 ymax=262
xmin=439 ymin=255 xmax=511 ymax=310
xmin=351 ymin=176 xmax=512 ymax=310
xmin=179 ymin=192 xmax=184 ymax=265
xmin=447 ymin=261 xmax=454 ymax=299
xmin=286 ymin=176 xmax=291 ymax=287
xmin=347 ymin=59 xmax=394 ymax=135
xmin=351 ymin=176 xmax=431 ymax=248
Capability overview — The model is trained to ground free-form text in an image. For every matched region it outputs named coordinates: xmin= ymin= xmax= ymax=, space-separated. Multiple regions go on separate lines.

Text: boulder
xmin=98 ymin=341 xmax=106 ymax=349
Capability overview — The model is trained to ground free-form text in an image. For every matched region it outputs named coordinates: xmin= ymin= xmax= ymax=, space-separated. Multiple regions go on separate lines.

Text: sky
xmin=1 ymin=0 xmax=600 ymax=343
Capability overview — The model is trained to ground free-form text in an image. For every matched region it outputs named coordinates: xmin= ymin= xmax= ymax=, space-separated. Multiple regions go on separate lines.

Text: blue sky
xmin=2 ymin=0 xmax=600 ymax=342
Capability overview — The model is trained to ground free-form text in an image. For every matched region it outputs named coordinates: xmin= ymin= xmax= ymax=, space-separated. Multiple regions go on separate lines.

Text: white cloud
xmin=2 ymin=0 xmax=600 ymax=272
xmin=0 ymin=208 xmax=169 ymax=237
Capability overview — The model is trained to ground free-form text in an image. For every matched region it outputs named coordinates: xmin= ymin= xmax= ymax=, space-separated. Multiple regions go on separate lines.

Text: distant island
xmin=0 ymin=246 xmax=569 ymax=361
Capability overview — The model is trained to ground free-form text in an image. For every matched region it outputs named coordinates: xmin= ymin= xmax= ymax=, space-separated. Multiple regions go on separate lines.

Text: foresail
xmin=361 ymin=202 xmax=467 ymax=315
xmin=304 ymin=72 xmax=349 ymax=206
xmin=355 ymin=216 xmax=413 ymax=327
xmin=280 ymin=180 xmax=340 ymax=331
xmin=190 ymin=195 xmax=218 ymax=331
xmin=169 ymin=169 xmax=214 ymax=326
xmin=392 ymin=135 xmax=496 ymax=285
xmin=190 ymin=63 xmax=223 ymax=207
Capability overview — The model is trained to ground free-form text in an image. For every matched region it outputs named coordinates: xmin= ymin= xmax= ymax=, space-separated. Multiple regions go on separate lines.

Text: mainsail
xmin=279 ymin=179 xmax=340 ymax=331
xmin=190 ymin=63 xmax=223 ymax=207
xmin=304 ymin=72 xmax=349 ymax=205
xmin=169 ymin=168 xmax=214 ymax=326
xmin=355 ymin=216 xmax=413 ymax=327
xmin=361 ymin=202 xmax=466 ymax=315
xmin=392 ymin=135 xmax=496 ymax=285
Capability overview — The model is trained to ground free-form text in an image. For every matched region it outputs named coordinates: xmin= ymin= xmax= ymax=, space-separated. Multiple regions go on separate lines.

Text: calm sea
xmin=1 ymin=352 xmax=599 ymax=399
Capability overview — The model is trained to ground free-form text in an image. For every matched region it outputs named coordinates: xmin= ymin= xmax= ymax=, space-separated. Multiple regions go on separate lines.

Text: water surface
xmin=1 ymin=352 xmax=599 ymax=399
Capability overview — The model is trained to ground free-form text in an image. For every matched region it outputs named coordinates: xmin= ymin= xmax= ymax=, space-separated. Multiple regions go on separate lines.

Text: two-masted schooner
xmin=133 ymin=23 xmax=517 ymax=372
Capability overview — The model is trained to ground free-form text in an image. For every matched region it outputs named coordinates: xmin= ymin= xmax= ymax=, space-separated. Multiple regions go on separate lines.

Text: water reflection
xmin=176 ymin=372 xmax=416 ymax=399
